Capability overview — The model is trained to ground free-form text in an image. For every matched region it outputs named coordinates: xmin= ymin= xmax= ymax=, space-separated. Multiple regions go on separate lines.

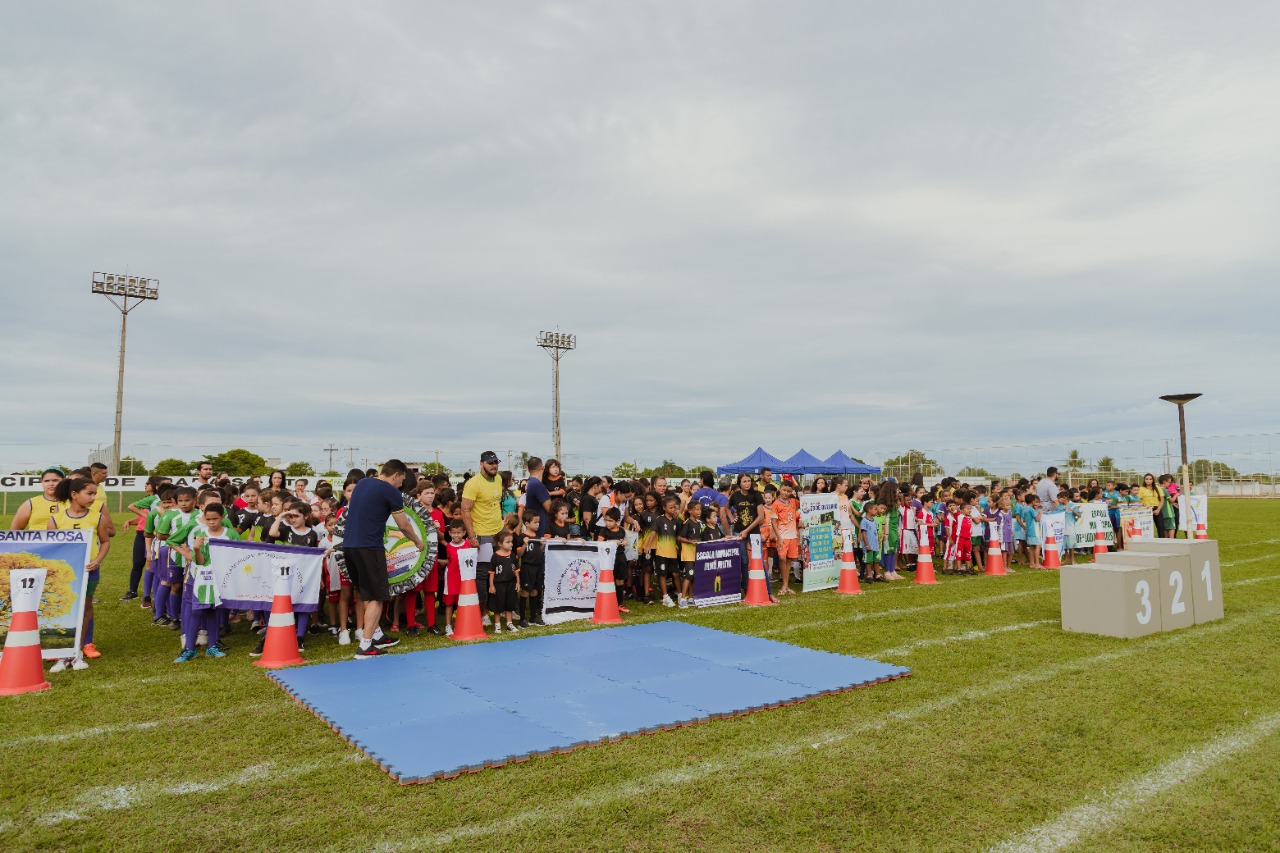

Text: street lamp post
xmin=1159 ymin=393 xmax=1201 ymax=536
xmin=536 ymin=331 xmax=576 ymax=463
xmin=92 ymin=272 xmax=159 ymax=474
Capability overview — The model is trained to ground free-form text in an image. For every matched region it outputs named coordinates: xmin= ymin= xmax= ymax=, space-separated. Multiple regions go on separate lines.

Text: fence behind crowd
xmin=2 ymin=433 xmax=1279 ymax=503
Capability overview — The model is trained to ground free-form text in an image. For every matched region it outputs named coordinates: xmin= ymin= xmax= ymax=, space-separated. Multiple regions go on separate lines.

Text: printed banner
xmin=207 ymin=538 xmax=324 ymax=612
xmin=0 ymin=475 xmax=337 ymax=492
xmin=1120 ymin=505 xmax=1157 ymax=541
xmin=1073 ymin=502 xmax=1116 ymax=549
xmin=333 ymin=496 xmax=438 ymax=595
xmin=1040 ymin=511 xmax=1067 ymax=554
xmin=542 ymin=542 xmax=614 ymax=625
xmin=1177 ymin=495 xmax=1209 ymax=534
xmin=0 ymin=529 xmax=91 ymax=660
xmin=800 ymin=493 xmax=840 ymax=592
xmin=693 ymin=540 xmax=741 ymax=607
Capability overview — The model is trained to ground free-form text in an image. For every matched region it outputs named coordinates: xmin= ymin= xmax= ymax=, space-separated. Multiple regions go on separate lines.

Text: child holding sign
xmin=172 ymin=504 xmax=240 ymax=663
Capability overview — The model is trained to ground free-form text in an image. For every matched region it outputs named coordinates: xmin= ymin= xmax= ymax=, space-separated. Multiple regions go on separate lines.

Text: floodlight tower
xmin=1159 ymin=393 xmax=1202 ymax=528
xmin=92 ymin=272 xmax=159 ymax=474
xmin=537 ymin=331 xmax=576 ymax=463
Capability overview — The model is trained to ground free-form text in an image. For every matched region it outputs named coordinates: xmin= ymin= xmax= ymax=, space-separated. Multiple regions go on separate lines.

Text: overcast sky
xmin=2 ymin=1 xmax=1277 ymax=476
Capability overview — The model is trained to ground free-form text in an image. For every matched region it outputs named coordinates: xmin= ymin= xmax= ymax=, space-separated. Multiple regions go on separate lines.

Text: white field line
xmin=372 ymin=607 xmax=1276 ymax=853
xmin=1224 ymin=573 xmax=1280 ymax=587
xmin=985 ymin=711 xmax=1280 ymax=853
xmin=1222 ymin=552 xmax=1280 ymax=569
xmin=872 ymin=620 xmax=1057 ymax=658
xmin=0 ymin=704 xmax=270 ymax=750
xmin=1 ymin=754 xmax=363 ymax=832
xmin=759 ymin=588 xmax=1053 ymax=635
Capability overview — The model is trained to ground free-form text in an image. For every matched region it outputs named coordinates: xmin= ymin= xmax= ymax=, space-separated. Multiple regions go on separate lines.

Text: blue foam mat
xmin=270 ymin=622 xmax=909 ymax=783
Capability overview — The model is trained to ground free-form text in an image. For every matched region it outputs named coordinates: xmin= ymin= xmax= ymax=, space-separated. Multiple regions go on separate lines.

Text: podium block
xmin=1060 ymin=565 xmax=1161 ymax=639
xmin=1128 ymin=540 xmax=1223 ymax=624
xmin=1096 ymin=552 xmax=1195 ymax=631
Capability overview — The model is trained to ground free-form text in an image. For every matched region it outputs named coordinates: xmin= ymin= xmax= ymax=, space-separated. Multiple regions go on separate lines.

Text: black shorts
xmin=520 ymin=564 xmax=544 ymax=592
xmin=680 ymin=561 xmax=695 ymax=581
xmin=653 ymin=557 xmax=679 ymax=578
xmin=490 ymin=581 xmax=518 ymax=613
xmin=344 ymin=547 xmax=390 ymax=602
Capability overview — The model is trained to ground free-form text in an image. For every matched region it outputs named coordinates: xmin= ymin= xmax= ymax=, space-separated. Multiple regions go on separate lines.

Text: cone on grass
xmin=1194 ymin=522 xmax=1208 ymax=541
xmin=743 ymin=537 xmax=773 ymax=606
xmin=1043 ymin=534 xmax=1061 ymax=569
xmin=836 ymin=530 xmax=862 ymax=595
xmin=0 ymin=570 xmax=51 ymax=695
xmin=451 ymin=573 xmax=488 ymax=641
xmin=1092 ymin=530 xmax=1108 ymax=562
xmin=984 ymin=537 xmax=1007 ymax=576
xmin=915 ymin=530 xmax=938 ymax=585
xmin=591 ymin=565 xmax=624 ymax=624
xmin=254 ymin=570 xmax=305 ymax=669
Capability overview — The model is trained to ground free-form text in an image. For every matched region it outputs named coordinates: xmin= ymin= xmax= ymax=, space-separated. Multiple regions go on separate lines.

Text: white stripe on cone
xmin=597 ymin=582 xmax=616 ymax=593
xmin=267 ymin=613 xmax=295 ymax=628
xmin=458 ymin=593 xmax=479 ymax=607
xmin=4 ymin=630 xmax=39 ymax=646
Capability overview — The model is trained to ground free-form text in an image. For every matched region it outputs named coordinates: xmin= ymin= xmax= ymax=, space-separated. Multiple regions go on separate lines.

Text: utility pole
xmin=345 ymin=447 xmax=359 ymax=470
xmin=537 ymin=330 xmax=576 ymax=463
xmin=324 ymin=444 xmax=338 ymax=473
xmin=92 ymin=272 xmax=159 ymax=474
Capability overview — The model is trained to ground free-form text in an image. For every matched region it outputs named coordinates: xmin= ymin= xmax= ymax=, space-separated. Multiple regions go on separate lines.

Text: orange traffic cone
xmin=0 ymin=569 xmax=51 ymax=695
xmin=915 ymin=530 xmax=938 ymax=585
xmin=1043 ymin=534 xmax=1061 ymax=569
xmin=836 ymin=530 xmax=863 ymax=595
xmin=984 ymin=537 xmax=1007 ymax=576
xmin=451 ymin=572 xmax=488 ymax=641
xmin=591 ymin=565 xmax=624 ymax=624
xmin=1194 ymin=521 xmax=1208 ymax=541
xmin=1092 ymin=530 xmax=1108 ymax=562
xmin=743 ymin=538 xmax=773 ymax=606
xmin=254 ymin=570 xmax=305 ymax=669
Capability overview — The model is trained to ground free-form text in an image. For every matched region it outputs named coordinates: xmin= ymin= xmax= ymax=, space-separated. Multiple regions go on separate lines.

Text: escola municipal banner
xmin=207 ymin=538 xmax=324 ymax=612
xmin=693 ymin=540 xmax=741 ymax=607
xmin=542 ymin=541 xmax=615 ymax=625
xmin=0 ymin=529 xmax=91 ymax=660
xmin=800 ymin=493 xmax=840 ymax=592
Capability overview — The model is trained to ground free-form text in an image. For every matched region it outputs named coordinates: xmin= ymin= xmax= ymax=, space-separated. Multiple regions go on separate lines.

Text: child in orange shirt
xmin=771 ymin=481 xmax=801 ymax=595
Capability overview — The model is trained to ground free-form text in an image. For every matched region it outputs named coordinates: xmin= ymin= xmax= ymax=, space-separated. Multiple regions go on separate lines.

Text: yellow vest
xmin=25 ymin=495 xmax=62 ymax=530
xmin=53 ymin=505 xmax=103 ymax=561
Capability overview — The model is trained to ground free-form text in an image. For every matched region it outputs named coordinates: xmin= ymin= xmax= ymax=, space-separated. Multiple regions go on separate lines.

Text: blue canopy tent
xmin=822 ymin=450 xmax=882 ymax=475
xmin=782 ymin=449 xmax=830 ymax=475
xmin=716 ymin=447 xmax=798 ymax=475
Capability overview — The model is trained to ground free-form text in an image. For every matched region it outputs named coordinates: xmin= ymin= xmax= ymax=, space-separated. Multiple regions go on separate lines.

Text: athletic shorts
xmin=489 ymin=581 xmax=518 ymax=613
xmin=653 ymin=557 xmax=679 ymax=578
xmin=638 ymin=552 xmax=653 ymax=570
xmin=777 ymin=539 xmax=799 ymax=560
xmin=441 ymin=594 xmax=458 ymax=606
xmin=864 ymin=549 xmax=881 ymax=564
xmin=162 ymin=559 xmax=182 ymax=586
xmin=520 ymin=564 xmax=544 ymax=592
xmin=86 ymin=569 xmax=100 ymax=598
xmin=680 ymin=561 xmax=695 ymax=581
xmin=344 ymin=546 xmax=391 ymax=602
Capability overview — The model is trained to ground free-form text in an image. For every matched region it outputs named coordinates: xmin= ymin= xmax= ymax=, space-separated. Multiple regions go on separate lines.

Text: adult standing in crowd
xmin=9 ymin=466 xmax=64 ymax=530
xmin=691 ymin=470 xmax=726 ymax=520
xmin=193 ymin=461 xmax=215 ymax=490
xmin=1036 ymin=467 xmax=1060 ymax=508
xmin=461 ymin=451 xmax=505 ymax=622
xmin=525 ymin=456 xmax=552 ymax=533
xmin=343 ymin=459 xmax=423 ymax=659
xmin=726 ymin=473 xmax=766 ymax=592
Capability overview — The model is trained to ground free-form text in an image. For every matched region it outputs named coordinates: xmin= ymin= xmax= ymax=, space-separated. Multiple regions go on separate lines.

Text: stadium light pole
xmin=537 ymin=331 xmax=576 ymax=463
xmin=92 ymin=272 xmax=159 ymax=475
xmin=1160 ymin=393 xmax=1201 ymax=534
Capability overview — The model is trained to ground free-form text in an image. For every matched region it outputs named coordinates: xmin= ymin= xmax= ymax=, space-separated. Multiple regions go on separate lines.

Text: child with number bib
xmin=48 ymin=476 xmax=110 ymax=670
xmin=172 ymin=504 xmax=240 ymax=663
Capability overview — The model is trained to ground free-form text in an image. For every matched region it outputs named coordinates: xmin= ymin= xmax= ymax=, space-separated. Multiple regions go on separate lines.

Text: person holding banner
xmin=172 ymin=504 xmax=239 ymax=663
xmin=48 ymin=476 xmax=110 ymax=666
xmin=9 ymin=466 xmax=64 ymax=531
xmin=343 ymin=459 xmax=423 ymax=659
xmin=726 ymin=474 xmax=767 ymax=595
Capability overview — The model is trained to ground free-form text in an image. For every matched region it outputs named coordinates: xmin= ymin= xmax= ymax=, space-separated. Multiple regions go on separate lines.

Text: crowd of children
xmin=8 ymin=461 xmax=1193 ymax=669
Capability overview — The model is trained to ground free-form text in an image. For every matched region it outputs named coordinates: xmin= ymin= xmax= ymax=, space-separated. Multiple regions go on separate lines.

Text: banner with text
xmin=800 ymin=493 xmax=840 ymax=592
xmin=0 ymin=529 xmax=91 ymax=659
xmin=1073 ymin=502 xmax=1116 ymax=549
xmin=1177 ymin=495 xmax=1209 ymax=534
xmin=1119 ymin=505 xmax=1157 ymax=541
xmin=542 ymin=541 xmax=614 ymax=625
xmin=207 ymin=538 xmax=324 ymax=612
xmin=693 ymin=540 xmax=741 ymax=607
xmin=1040 ymin=511 xmax=1067 ymax=554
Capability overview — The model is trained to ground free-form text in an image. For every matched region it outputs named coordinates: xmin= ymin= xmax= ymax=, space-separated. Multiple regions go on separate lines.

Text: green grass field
xmin=2 ymin=500 xmax=1278 ymax=852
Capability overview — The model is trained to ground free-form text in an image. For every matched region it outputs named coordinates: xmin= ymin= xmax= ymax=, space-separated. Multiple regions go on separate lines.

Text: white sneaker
xmin=507 ymin=622 xmax=520 ymax=633
xmin=196 ymin=629 xmax=208 ymax=647
xmin=662 ymin=597 xmax=675 ymax=608
xmin=482 ymin=615 xmax=491 ymax=627
xmin=72 ymin=655 xmax=90 ymax=671
xmin=355 ymin=629 xmax=363 ymax=642
xmin=444 ymin=624 xmax=454 ymax=637
xmin=678 ymin=596 xmax=688 ymax=609
xmin=49 ymin=658 xmax=68 ymax=673
xmin=338 ymin=629 xmax=351 ymax=646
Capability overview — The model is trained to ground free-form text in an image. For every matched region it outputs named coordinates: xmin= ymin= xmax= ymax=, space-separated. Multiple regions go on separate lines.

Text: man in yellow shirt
xmin=89 ymin=463 xmax=117 ymax=538
xmin=461 ymin=451 xmax=505 ymax=623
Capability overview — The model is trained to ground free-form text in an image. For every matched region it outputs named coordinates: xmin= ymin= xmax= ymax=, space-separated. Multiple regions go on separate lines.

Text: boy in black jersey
xmin=634 ymin=494 xmax=658 ymax=604
xmin=489 ymin=531 xmax=520 ymax=633
xmin=595 ymin=508 xmax=630 ymax=613
xmin=677 ymin=500 xmax=704 ymax=609
xmin=514 ymin=511 xmax=545 ymax=627
xmin=652 ymin=496 xmax=682 ymax=608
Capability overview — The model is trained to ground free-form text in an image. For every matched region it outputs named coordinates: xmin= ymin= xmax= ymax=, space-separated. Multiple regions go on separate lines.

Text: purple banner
xmin=693 ymin=540 xmax=741 ymax=607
